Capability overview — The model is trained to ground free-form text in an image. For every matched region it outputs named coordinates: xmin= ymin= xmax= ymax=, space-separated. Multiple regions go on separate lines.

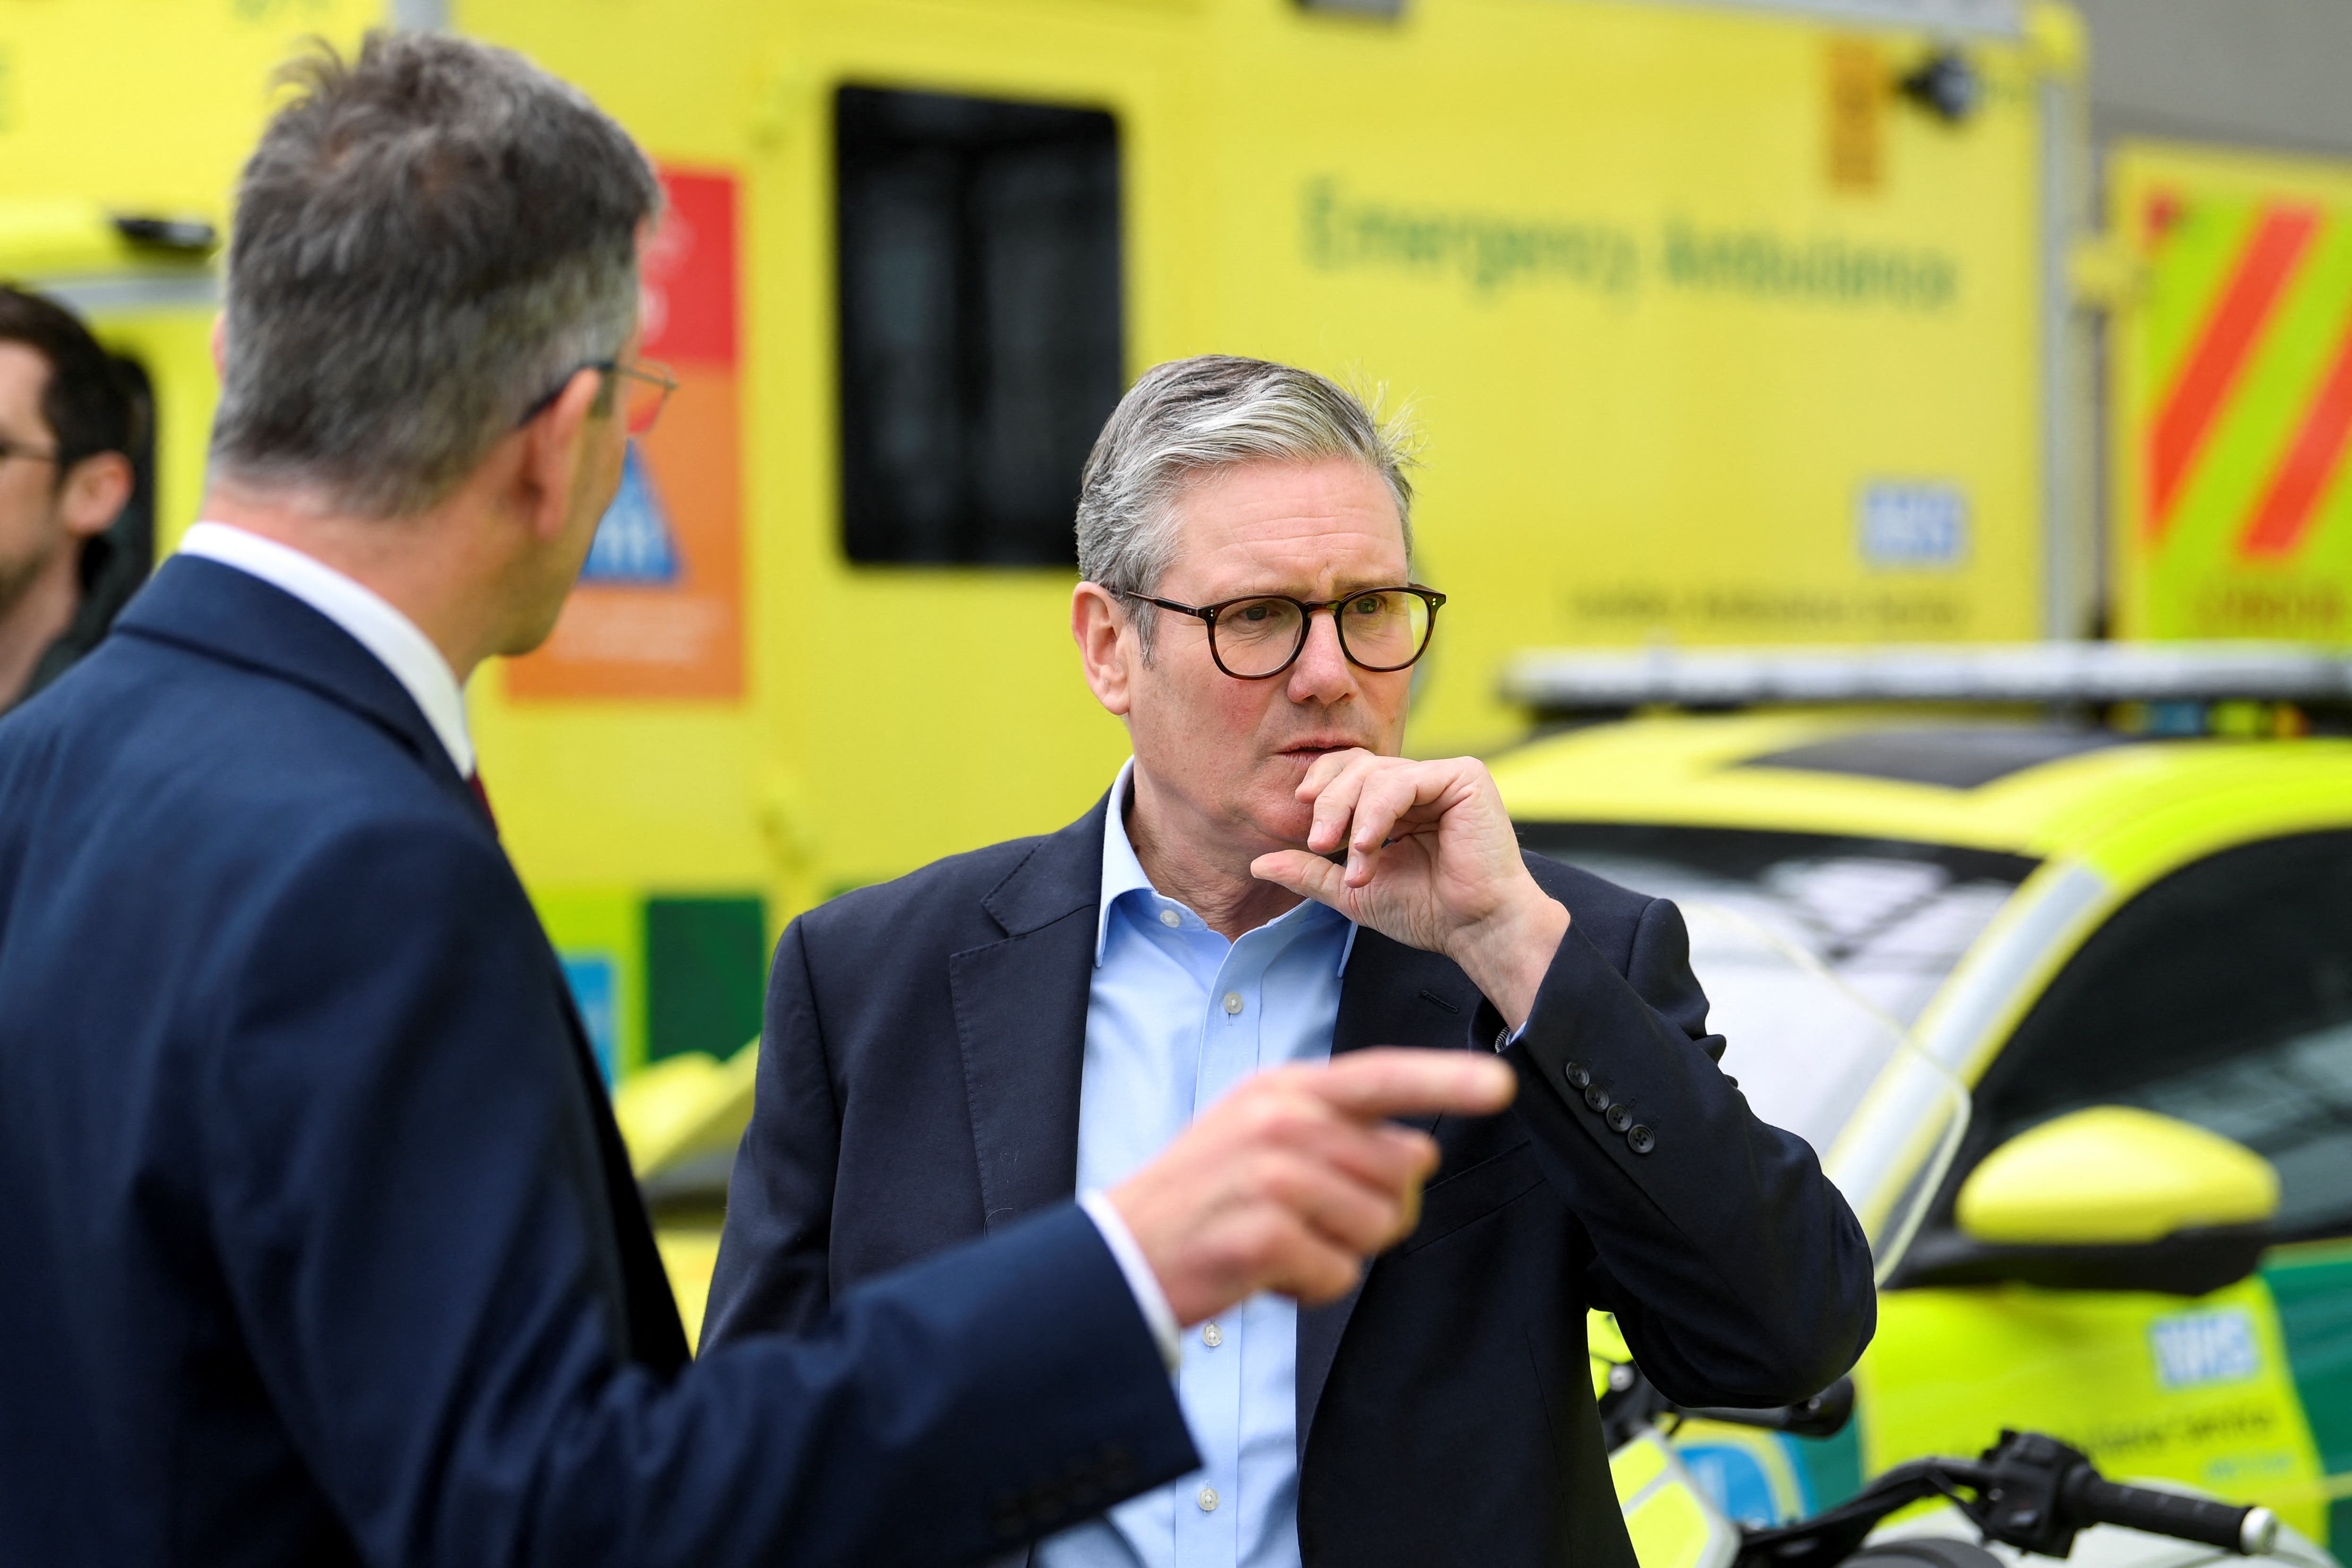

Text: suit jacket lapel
xmin=1298 ymin=929 xmax=1485 ymax=1455
xmin=950 ymin=801 xmax=1107 ymax=1231
xmin=940 ymin=794 xmax=1492 ymax=1455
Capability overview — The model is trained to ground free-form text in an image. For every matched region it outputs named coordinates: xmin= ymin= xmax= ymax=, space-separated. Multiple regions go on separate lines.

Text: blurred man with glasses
xmin=0 ymin=285 xmax=139 ymax=712
xmin=708 ymin=355 xmax=1878 ymax=1568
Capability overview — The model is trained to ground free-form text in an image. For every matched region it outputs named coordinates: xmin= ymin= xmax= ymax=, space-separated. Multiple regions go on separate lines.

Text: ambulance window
xmin=834 ymin=85 xmax=1123 ymax=567
xmin=1515 ymin=822 xmax=2035 ymax=1159
xmin=1512 ymin=823 xmax=2035 ymax=1030
xmin=1966 ymin=831 xmax=2352 ymax=1242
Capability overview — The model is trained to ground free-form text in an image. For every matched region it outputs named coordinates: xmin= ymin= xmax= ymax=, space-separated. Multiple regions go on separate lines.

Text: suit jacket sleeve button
xmin=1606 ymin=1104 xmax=1632 ymax=1133
xmin=1583 ymin=1083 xmax=1609 ymax=1112
xmin=1563 ymin=1061 xmax=1591 ymax=1089
xmin=1627 ymin=1125 xmax=1656 ymax=1155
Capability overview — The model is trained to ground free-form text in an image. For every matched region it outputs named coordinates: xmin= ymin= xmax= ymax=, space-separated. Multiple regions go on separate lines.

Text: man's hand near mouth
xmin=1250 ymin=748 xmax=1571 ymax=1032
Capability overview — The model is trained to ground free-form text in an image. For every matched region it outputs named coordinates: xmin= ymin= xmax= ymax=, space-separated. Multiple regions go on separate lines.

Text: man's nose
xmin=1285 ymin=606 xmax=1355 ymax=703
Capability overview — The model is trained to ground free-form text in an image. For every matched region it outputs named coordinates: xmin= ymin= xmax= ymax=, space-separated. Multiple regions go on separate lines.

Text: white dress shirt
xmin=1041 ymin=760 xmax=1358 ymax=1568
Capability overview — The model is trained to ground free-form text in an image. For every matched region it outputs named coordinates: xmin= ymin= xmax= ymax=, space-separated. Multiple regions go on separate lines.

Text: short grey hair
xmin=210 ymin=32 xmax=661 ymax=518
xmin=1076 ymin=355 xmax=1417 ymax=657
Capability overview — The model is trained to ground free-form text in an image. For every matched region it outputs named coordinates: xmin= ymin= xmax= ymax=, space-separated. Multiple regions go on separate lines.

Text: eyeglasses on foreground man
xmin=704 ymin=354 xmax=1877 ymax=1568
xmin=0 ymin=35 xmax=1519 ymax=1568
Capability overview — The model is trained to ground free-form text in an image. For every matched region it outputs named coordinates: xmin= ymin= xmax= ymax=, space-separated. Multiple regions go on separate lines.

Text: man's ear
xmin=1072 ymin=581 xmax=1136 ymax=718
xmin=515 ymin=366 xmax=608 ymax=543
xmin=58 ymin=452 xmax=133 ymax=539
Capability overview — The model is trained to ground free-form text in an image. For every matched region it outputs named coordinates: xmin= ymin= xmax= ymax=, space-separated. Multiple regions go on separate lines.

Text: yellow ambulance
xmin=17 ymin=1 xmax=2352 ymax=1554
xmin=0 ymin=0 xmax=2085 ymax=1082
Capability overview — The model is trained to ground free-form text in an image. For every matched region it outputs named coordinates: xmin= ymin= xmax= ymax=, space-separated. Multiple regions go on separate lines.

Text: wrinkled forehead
xmin=1165 ymin=456 xmax=1408 ymax=594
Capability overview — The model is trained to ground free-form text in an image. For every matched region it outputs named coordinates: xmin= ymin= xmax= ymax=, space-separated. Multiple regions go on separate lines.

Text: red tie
xmin=465 ymin=770 xmax=496 ymax=832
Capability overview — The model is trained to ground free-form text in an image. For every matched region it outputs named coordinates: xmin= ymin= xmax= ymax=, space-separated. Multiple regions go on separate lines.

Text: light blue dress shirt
xmin=1039 ymin=761 xmax=1356 ymax=1568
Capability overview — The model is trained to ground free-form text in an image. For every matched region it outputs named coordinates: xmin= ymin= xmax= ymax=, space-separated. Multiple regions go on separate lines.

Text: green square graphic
xmin=647 ymin=896 xmax=768 ymax=1063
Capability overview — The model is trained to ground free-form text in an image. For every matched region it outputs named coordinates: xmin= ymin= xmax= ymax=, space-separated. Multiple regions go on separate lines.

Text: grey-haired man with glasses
xmin=708 ymin=354 xmax=1878 ymax=1568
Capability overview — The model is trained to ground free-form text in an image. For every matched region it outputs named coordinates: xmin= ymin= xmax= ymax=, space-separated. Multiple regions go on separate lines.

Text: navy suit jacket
xmin=705 ymin=798 xmax=1877 ymax=1568
xmin=0 ymin=557 xmax=1195 ymax=1568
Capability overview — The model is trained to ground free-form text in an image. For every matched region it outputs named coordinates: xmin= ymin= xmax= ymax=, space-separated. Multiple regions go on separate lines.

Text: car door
xmin=1863 ymin=828 xmax=2352 ymax=1547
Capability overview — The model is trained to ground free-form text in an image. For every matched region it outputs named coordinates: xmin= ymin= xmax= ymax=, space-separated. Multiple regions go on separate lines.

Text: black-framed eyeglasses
xmin=1118 ymin=585 xmax=1447 ymax=680
xmin=515 ymin=357 xmax=678 ymax=435
xmin=0 ymin=435 xmax=61 ymax=468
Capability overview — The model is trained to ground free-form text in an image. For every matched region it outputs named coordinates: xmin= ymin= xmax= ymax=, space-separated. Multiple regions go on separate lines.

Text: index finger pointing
xmin=1299 ymin=1048 xmax=1517 ymax=1121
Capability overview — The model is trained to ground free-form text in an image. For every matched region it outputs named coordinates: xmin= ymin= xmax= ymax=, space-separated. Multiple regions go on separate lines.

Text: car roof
xmin=1489 ymin=710 xmax=2352 ymax=863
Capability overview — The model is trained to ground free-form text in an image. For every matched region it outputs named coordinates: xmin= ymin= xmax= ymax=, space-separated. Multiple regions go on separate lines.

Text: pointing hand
xmin=1108 ymin=1048 xmax=1516 ymax=1325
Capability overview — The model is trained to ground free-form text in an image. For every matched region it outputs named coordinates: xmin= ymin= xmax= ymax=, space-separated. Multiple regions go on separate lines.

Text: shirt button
xmin=1222 ymin=992 xmax=1244 ymax=1016
xmin=1198 ymin=1486 xmax=1220 ymax=1513
xmin=1159 ymin=908 xmax=1182 ymax=928
xmin=1201 ymin=1321 xmax=1223 ymax=1348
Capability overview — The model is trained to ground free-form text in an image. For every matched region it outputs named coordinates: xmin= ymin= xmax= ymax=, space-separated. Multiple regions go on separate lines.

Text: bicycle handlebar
xmin=1733 ymin=1429 xmax=2282 ymax=1568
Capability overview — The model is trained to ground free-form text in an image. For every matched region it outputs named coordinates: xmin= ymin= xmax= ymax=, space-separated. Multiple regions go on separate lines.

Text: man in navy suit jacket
xmin=0 ymin=39 xmax=1515 ymax=1568
xmin=705 ymin=358 xmax=1879 ymax=1568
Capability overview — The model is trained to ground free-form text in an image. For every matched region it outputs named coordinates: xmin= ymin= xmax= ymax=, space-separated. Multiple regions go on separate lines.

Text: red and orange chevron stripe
xmin=2120 ymin=143 xmax=2352 ymax=641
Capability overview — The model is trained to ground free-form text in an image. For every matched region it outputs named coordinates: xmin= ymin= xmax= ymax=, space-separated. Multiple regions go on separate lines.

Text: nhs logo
xmin=2150 ymin=1308 xmax=2262 ymax=1390
xmin=1858 ymin=481 xmax=1968 ymax=569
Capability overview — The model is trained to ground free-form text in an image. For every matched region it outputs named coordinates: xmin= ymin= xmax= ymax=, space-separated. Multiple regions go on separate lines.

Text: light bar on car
xmin=1500 ymin=641 xmax=2352 ymax=711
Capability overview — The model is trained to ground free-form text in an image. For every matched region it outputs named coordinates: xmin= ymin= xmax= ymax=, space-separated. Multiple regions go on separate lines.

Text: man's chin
xmin=1243 ymin=787 xmax=1326 ymax=858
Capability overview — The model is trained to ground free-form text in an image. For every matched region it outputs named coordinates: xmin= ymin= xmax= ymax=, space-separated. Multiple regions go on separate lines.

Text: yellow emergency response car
xmin=1488 ymin=694 xmax=2352 ymax=1552
xmin=2 ymin=0 xmax=2102 ymax=1085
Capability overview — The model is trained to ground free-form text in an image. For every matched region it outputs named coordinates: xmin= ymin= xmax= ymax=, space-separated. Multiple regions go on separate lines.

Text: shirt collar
xmin=177 ymin=522 xmax=474 ymax=777
xmin=1095 ymin=758 xmax=1358 ymax=974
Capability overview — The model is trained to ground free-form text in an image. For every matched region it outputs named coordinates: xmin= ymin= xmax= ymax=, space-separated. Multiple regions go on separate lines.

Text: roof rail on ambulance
xmin=1500 ymin=641 xmax=2352 ymax=717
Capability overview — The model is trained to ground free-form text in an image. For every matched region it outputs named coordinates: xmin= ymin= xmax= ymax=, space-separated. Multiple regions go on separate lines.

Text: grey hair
xmin=1075 ymin=355 xmax=1418 ymax=657
xmin=210 ymin=32 xmax=662 ymax=518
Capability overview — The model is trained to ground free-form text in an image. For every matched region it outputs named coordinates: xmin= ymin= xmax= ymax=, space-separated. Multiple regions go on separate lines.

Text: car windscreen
xmin=1512 ymin=822 xmax=2037 ymax=1154
xmin=1969 ymin=829 xmax=2352 ymax=1242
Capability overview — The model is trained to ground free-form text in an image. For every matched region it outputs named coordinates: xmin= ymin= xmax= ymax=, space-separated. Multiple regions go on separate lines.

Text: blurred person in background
xmin=0 ymin=285 xmax=139 ymax=712
xmin=706 ymin=354 xmax=1878 ymax=1568
xmin=0 ymin=38 xmax=1519 ymax=1568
